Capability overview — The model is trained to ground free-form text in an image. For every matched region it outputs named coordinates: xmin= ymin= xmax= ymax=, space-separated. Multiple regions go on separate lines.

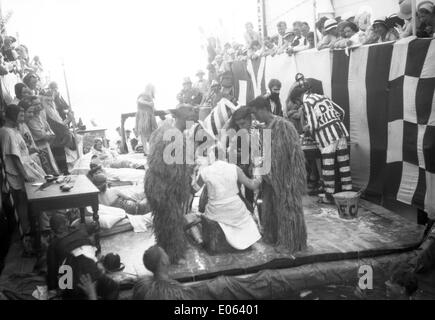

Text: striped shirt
xmin=302 ymin=93 xmax=349 ymax=149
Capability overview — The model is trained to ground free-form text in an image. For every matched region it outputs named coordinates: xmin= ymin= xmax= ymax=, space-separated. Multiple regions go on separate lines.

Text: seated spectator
xmin=334 ymin=21 xmax=362 ymax=48
xmin=26 ymin=96 xmax=60 ymax=176
xmin=317 ymin=19 xmax=339 ymax=50
xmin=0 ymin=105 xmax=46 ymax=255
xmin=244 ymin=22 xmax=262 ymax=48
xmin=371 ymin=17 xmax=400 ymax=43
xmin=176 ymin=77 xmax=203 ymax=106
xmin=132 ymin=245 xmax=196 ymax=300
xmin=89 ymin=171 xmax=150 ymax=215
xmin=417 ymin=1 xmax=435 ymax=38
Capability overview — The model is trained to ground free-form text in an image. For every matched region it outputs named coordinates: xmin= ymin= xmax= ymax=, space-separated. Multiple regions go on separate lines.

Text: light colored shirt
xmin=0 ymin=127 xmax=26 ymax=189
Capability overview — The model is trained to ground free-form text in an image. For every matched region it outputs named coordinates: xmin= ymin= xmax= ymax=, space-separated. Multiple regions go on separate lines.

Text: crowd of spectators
xmin=0 ymin=32 xmax=80 ymax=258
xmin=201 ymin=0 xmax=435 ymax=85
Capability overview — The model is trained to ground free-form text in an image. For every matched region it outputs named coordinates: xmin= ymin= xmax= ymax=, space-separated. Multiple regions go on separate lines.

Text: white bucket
xmin=333 ymin=191 xmax=361 ymax=220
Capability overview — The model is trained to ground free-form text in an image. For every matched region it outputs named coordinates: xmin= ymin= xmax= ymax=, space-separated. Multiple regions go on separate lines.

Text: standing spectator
xmin=266 ymin=79 xmax=283 ymax=117
xmin=26 ymin=97 xmax=60 ymax=176
xmin=13 ymin=83 xmax=32 ymax=104
xmin=288 ymin=22 xmax=311 ymax=54
xmin=244 ymin=22 xmax=262 ymax=48
xmin=372 ymin=17 xmax=400 ymax=43
xmin=262 ymin=37 xmax=278 ymax=56
xmin=334 ymin=21 xmax=362 ymax=48
xmin=317 ymin=19 xmax=339 ymax=50
xmin=248 ymin=40 xmax=263 ymax=59
xmin=0 ymin=105 xmax=45 ymax=255
xmin=306 ymin=32 xmax=315 ymax=49
xmin=22 ymin=72 xmax=40 ymax=95
xmin=176 ymin=77 xmax=203 ymax=106
xmin=276 ymin=21 xmax=290 ymax=54
xmin=47 ymin=82 xmax=71 ymax=122
xmin=316 ymin=16 xmax=329 ymax=39
xmin=417 ymin=1 xmax=435 ymax=38
xmin=398 ymin=0 xmax=415 ymax=38
xmin=18 ymin=99 xmax=45 ymax=168
xmin=136 ymin=84 xmax=158 ymax=156
xmin=194 ymin=70 xmax=209 ymax=96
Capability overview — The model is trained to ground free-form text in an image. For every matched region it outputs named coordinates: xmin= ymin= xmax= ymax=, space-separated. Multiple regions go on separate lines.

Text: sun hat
xmin=324 ymin=19 xmax=338 ymax=32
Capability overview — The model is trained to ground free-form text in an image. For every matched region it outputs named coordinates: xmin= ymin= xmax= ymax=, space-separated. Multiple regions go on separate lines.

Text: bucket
xmin=333 ymin=191 xmax=361 ymax=220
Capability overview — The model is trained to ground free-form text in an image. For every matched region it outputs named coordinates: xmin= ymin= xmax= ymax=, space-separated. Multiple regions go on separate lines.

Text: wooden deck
xmin=100 ymin=196 xmax=425 ymax=282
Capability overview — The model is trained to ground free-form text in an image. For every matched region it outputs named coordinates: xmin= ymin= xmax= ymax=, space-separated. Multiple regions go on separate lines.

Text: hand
xmin=303 ymin=125 xmax=310 ymax=133
xmin=77 ymin=274 xmax=98 ymax=300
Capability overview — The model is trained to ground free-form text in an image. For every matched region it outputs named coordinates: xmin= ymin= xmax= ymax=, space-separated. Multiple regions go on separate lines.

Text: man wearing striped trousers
xmin=290 ymin=87 xmax=352 ymax=203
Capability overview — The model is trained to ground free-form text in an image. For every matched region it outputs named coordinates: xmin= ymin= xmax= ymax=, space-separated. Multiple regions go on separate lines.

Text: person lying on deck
xmin=91 ymin=138 xmax=144 ymax=170
xmin=132 ymin=246 xmax=196 ymax=300
xmin=46 ymin=214 xmax=119 ymax=300
xmin=190 ymin=146 xmax=262 ymax=256
xmin=89 ymin=171 xmax=150 ymax=215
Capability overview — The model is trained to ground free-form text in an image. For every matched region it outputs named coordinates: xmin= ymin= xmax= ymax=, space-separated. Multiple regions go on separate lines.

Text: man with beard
xmin=145 ymin=105 xmax=198 ymax=264
xmin=266 ymin=79 xmax=283 ymax=117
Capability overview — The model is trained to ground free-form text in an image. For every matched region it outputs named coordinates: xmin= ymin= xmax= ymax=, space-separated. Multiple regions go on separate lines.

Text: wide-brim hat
xmin=101 ymin=253 xmax=125 ymax=273
xmin=398 ymin=0 xmax=412 ymax=20
xmin=418 ymin=0 xmax=435 ymax=13
xmin=373 ymin=17 xmax=388 ymax=28
xmin=324 ymin=19 xmax=338 ymax=32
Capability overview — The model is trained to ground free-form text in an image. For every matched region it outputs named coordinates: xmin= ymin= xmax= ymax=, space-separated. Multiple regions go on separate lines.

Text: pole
xmin=62 ymin=60 xmax=72 ymax=107
xmin=62 ymin=60 xmax=81 ymax=158
xmin=313 ymin=0 xmax=318 ymax=48
xmin=411 ymin=0 xmax=417 ymax=37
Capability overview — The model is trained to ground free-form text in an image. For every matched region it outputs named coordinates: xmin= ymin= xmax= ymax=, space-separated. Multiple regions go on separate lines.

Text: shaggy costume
xmin=261 ymin=116 xmax=307 ymax=253
xmin=145 ymin=123 xmax=194 ymax=264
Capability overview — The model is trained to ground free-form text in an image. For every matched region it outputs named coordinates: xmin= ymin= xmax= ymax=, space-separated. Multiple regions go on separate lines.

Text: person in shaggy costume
xmin=144 ymin=105 xmax=197 ymax=264
xmin=248 ymin=96 xmax=307 ymax=253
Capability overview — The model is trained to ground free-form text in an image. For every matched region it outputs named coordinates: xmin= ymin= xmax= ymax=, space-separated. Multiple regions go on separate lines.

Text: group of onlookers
xmin=0 ymin=32 xmax=79 ymax=258
xmin=204 ymin=0 xmax=435 ymax=81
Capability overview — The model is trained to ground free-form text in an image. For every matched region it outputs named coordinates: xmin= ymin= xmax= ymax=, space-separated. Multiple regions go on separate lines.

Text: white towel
xmin=126 ymin=213 xmax=153 ymax=233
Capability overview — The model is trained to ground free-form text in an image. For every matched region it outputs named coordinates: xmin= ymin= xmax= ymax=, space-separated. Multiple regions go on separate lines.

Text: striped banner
xmin=232 ymin=39 xmax=435 ymax=216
